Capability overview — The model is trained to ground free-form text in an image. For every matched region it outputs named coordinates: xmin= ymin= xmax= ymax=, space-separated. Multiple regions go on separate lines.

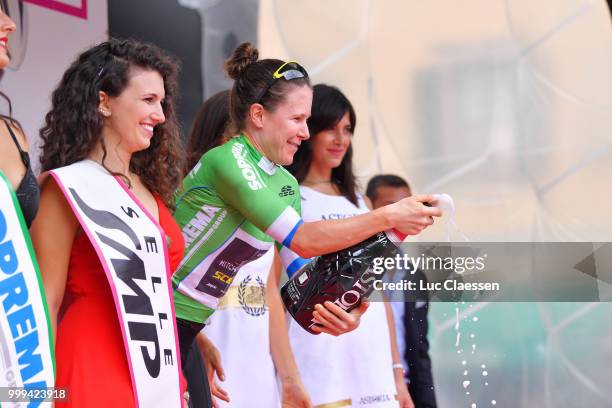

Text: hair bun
xmin=224 ymin=42 xmax=259 ymax=80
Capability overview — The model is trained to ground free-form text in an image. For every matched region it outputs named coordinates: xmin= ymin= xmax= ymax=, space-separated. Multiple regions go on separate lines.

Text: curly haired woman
xmin=30 ymin=38 xmax=187 ymax=407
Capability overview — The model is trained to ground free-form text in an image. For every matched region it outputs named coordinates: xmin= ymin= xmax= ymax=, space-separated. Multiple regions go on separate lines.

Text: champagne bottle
xmin=281 ymin=229 xmax=405 ymax=334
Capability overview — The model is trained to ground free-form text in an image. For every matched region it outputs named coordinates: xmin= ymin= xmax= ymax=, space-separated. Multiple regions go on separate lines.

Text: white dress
xmin=287 ymin=186 xmax=398 ymax=407
xmin=202 ymin=247 xmax=281 ymax=407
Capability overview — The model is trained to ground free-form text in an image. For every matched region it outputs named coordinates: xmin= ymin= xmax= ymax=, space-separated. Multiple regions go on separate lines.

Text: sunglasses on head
xmin=255 ymin=61 xmax=309 ymax=104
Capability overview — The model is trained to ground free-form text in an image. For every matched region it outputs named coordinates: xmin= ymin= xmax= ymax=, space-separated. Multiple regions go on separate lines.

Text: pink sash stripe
xmin=48 ymin=170 xmax=182 ymax=407
xmin=22 ymin=0 xmax=87 ymax=20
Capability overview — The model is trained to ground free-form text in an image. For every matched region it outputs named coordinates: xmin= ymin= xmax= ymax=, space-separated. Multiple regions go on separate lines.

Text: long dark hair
xmin=184 ymin=89 xmax=232 ymax=175
xmin=224 ymin=42 xmax=311 ymax=131
xmin=287 ymin=84 xmax=358 ymax=206
xmin=0 ymin=91 xmax=23 ymax=130
xmin=39 ymin=38 xmax=184 ymax=208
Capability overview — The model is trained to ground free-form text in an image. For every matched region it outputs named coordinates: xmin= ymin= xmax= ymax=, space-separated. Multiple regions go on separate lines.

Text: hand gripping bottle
xmin=281 ymin=229 xmax=406 ymax=334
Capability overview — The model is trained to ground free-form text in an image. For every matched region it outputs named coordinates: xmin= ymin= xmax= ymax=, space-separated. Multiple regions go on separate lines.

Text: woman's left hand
xmin=310 ymin=298 xmax=370 ymax=336
xmin=281 ymin=377 xmax=312 ymax=408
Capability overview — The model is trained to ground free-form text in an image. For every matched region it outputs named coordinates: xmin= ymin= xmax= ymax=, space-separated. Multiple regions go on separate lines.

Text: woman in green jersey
xmin=172 ymin=42 xmax=442 ymax=365
xmin=182 ymin=89 xmax=311 ymax=407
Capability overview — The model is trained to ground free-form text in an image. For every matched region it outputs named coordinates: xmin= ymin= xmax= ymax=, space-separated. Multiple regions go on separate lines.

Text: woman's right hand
xmin=384 ymin=194 xmax=442 ymax=236
xmin=310 ymin=299 xmax=370 ymax=336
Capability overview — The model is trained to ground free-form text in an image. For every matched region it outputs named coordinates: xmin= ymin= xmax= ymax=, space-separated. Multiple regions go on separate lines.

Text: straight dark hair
xmin=184 ymin=89 xmax=232 ymax=175
xmin=287 ymin=84 xmax=358 ymax=206
xmin=0 ymin=91 xmax=24 ymax=131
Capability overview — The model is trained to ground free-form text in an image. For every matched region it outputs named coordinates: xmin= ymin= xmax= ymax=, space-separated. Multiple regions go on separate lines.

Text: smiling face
xmin=259 ymin=84 xmax=312 ymax=165
xmin=0 ymin=9 xmax=16 ymax=69
xmin=100 ymin=68 xmax=166 ymax=155
xmin=309 ymin=111 xmax=353 ymax=171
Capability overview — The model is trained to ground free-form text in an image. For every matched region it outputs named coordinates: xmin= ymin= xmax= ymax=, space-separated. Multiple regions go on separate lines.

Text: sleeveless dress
xmin=202 ymin=247 xmax=281 ymax=407
xmin=55 ymin=195 xmax=185 ymax=407
xmin=288 ymin=186 xmax=398 ymax=407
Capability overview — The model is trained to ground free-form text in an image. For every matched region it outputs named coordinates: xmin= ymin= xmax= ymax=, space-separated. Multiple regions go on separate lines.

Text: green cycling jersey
xmin=172 ymin=134 xmax=303 ymax=323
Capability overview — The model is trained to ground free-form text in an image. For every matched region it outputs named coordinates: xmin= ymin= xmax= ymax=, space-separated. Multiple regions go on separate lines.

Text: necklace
xmin=303 ymin=179 xmax=332 ymax=185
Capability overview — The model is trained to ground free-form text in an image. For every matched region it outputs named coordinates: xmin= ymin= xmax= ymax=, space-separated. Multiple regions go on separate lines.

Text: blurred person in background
xmin=286 ymin=84 xmax=414 ymax=408
xmin=183 ymin=90 xmax=234 ymax=176
xmin=367 ymin=175 xmax=437 ymax=408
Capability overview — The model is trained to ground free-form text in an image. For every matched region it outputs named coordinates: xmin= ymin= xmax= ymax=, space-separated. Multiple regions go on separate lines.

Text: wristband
xmin=392 ymin=363 xmax=407 ymax=377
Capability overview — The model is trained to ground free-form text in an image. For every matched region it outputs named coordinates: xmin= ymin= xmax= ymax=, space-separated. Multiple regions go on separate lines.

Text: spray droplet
xmin=461 ymin=360 xmax=467 ymax=365
xmin=455 ymin=308 xmax=460 ymax=330
xmin=472 ymin=404 xmax=477 ymax=408
xmin=463 ymin=370 xmax=468 ymax=375
xmin=481 ymin=364 xmax=486 ymax=369
xmin=466 ymin=392 xmax=470 ymax=395
xmin=457 ymin=349 xmax=463 ymax=354
xmin=470 ymin=333 xmax=475 ymax=339
xmin=485 ymin=382 xmax=489 ymax=386
xmin=455 ymin=332 xmax=461 ymax=347
xmin=472 ymin=344 xmax=476 ymax=351
xmin=491 ymin=401 xmax=497 ymax=406
xmin=462 ymin=380 xmax=470 ymax=389
xmin=482 ymin=371 xmax=488 ymax=376
xmin=473 ymin=316 xmax=479 ymax=322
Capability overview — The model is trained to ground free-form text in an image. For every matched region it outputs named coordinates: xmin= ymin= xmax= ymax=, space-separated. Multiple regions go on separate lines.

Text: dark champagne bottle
xmin=281 ymin=229 xmax=405 ymax=334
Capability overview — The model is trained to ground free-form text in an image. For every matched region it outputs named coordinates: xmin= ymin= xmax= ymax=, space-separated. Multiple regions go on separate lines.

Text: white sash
xmin=0 ymin=171 xmax=54 ymax=408
xmin=50 ymin=161 xmax=182 ymax=408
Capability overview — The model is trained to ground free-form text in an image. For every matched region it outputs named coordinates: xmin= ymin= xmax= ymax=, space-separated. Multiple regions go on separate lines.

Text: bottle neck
xmin=385 ymin=229 xmax=407 ymax=244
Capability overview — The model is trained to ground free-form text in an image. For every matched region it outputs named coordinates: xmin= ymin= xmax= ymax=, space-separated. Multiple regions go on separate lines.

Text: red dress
xmin=55 ymin=195 xmax=185 ymax=407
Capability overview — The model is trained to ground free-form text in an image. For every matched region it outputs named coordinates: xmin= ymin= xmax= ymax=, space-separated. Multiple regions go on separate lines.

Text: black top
xmin=4 ymin=120 xmax=40 ymax=227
